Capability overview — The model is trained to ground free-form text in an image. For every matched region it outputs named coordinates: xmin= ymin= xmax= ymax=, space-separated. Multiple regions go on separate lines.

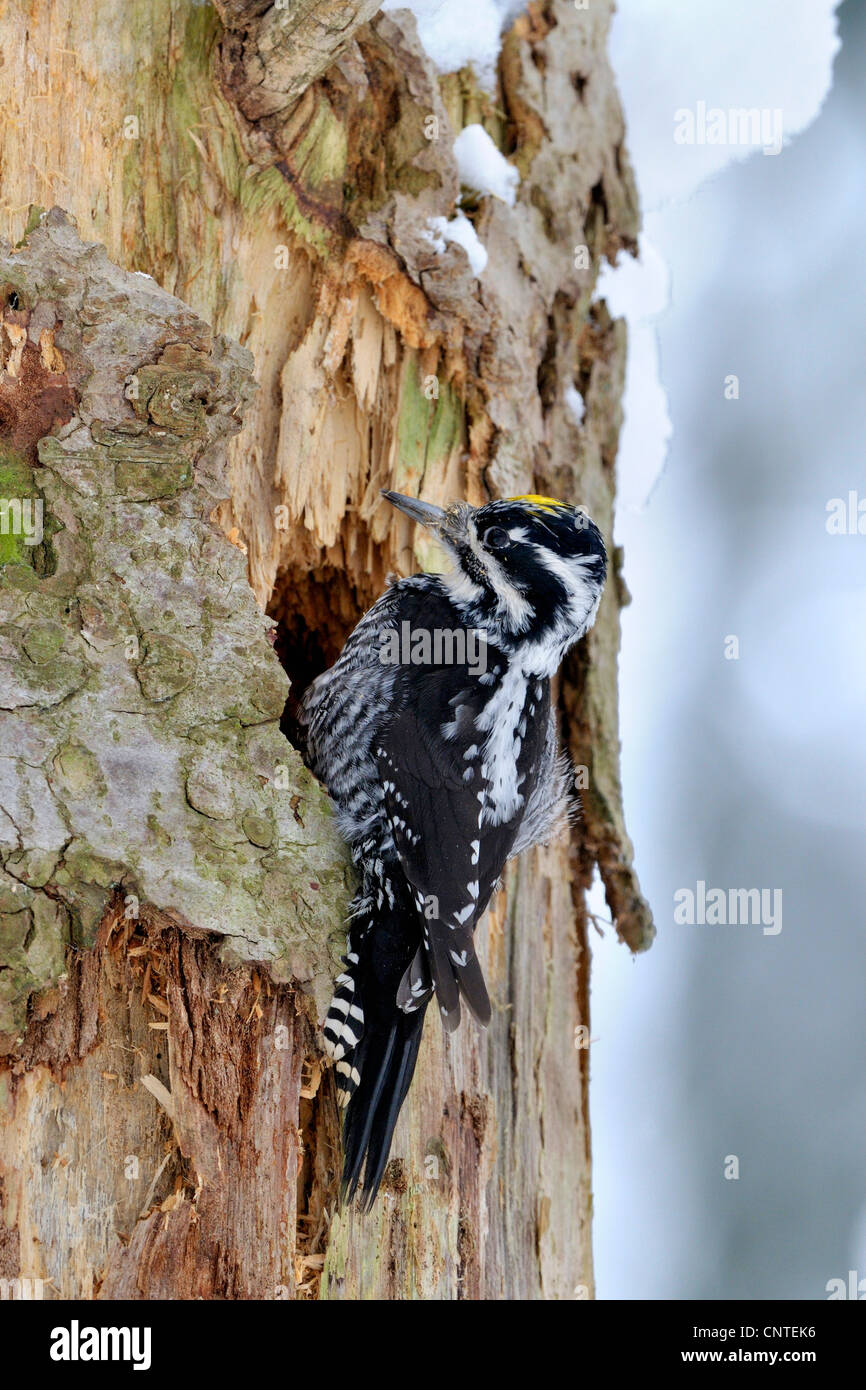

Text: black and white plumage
xmin=299 ymin=490 xmax=607 ymax=1207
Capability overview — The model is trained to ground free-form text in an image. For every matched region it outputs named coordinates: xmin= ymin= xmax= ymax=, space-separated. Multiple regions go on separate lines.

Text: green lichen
xmin=241 ymin=809 xmax=274 ymax=849
xmin=50 ymin=842 xmax=133 ymax=948
xmin=51 ymin=742 xmax=106 ymax=802
xmin=0 ymin=889 xmax=69 ymax=1035
xmin=393 ymin=355 xmax=464 ymax=497
xmin=136 ymin=633 xmax=197 ymax=702
xmin=394 ymin=357 xmax=432 ymax=492
xmin=19 ymin=205 xmax=46 ymax=243
xmin=293 ymin=96 xmax=348 ymax=194
xmin=22 ymin=623 xmax=65 ymax=665
xmin=4 ymin=849 xmax=61 ymax=890
xmin=426 ymin=375 xmax=464 ymax=466
xmin=115 ymin=458 xmax=194 ymax=499
xmin=120 ymin=0 xmax=245 ymax=310
xmin=0 ymin=447 xmax=40 ymax=569
xmin=240 ymin=166 xmax=332 ymax=258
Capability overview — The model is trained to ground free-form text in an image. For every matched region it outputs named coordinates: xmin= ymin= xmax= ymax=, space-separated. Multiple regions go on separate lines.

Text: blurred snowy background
xmin=383 ymin=0 xmax=864 ymax=1298
xmin=591 ymin=0 xmax=865 ymax=1300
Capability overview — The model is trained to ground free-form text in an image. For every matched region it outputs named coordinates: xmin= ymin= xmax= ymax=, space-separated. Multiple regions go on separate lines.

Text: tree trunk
xmin=0 ymin=1 xmax=651 ymax=1301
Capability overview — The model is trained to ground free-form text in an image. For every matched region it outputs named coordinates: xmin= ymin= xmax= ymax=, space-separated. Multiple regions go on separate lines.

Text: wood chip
xmin=300 ymin=1058 xmax=322 ymax=1100
xmin=140 ymin=1073 xmax=175 ymax=1119
xmin=139 ymin=1149 xmax=173 ymax=1219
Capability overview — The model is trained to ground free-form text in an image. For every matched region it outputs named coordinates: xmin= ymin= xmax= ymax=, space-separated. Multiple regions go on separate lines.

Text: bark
xmin=0 ymin=0 xmax=652 ymax=1301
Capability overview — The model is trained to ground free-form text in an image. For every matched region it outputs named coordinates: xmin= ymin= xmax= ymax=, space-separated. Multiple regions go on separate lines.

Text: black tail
xmin=323 ymin=876 xmax=428 ymax=1209
xmin=341 ymin=1006 xmax=426 ymax=1209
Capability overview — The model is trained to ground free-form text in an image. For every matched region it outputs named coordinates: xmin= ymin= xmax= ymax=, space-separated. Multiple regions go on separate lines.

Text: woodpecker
xmin=299 ymin=490 xmax=607 ymax=1207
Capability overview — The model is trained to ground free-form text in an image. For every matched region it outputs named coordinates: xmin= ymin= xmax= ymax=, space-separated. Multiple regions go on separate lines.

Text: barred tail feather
xmin=323 ymin=870 xmax=433 ymax=1208
xmin=323 ymin=950 xmax=365 ymax=1076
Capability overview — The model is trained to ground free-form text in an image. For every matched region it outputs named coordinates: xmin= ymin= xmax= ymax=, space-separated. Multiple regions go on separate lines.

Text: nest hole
xmin=267 ymin=563 xmax=373 ymax=753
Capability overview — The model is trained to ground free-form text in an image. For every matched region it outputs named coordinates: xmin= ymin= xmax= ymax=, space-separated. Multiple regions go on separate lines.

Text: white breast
xmin=476 ymin=664 xmax=534 ymax=826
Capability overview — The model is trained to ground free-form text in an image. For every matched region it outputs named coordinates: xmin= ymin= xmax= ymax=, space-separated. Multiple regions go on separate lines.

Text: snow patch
xmin=595 ymin=237 xmax=672 ymax=512
xmin=382 ymin=0 xmax=527 ymax=91
xmin=597 ymin=236 xmax=670 ymax=323
xmin=610 ymin=0 xmax=841 ymax=212
xmin=453 ymin=124 xmax=519 ymax=206
xmin=426 ymin=213 xmax=488 ymax=276
xmin=564 ymin=384 xmax=585 ymax=427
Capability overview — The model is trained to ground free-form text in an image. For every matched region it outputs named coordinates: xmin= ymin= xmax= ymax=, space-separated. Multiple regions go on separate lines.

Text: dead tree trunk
xmin=0 ymin=1 xmax=652 ymax=1301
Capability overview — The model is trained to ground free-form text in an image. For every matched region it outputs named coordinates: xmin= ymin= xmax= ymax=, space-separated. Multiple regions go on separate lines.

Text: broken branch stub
xmin=215 ymin=0 xmax=384 ymax=125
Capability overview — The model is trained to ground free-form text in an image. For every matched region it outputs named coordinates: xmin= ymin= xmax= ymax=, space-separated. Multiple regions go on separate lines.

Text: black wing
xmin=376 ymin=656 xmax=550 ymax=1032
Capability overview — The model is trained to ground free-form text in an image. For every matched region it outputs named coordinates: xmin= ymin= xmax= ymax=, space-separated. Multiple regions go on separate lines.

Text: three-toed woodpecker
xmin=299 ymin=490 xmax=607 ymax=1207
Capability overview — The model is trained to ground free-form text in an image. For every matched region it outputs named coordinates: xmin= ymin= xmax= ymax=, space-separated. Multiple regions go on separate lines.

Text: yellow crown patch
xmin=506 ymin=494 xmax=567 ymax=512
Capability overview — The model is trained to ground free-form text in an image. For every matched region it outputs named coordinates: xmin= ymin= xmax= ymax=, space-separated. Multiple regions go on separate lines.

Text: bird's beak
xmin=381 ymin=490 xmax=448 ymax=531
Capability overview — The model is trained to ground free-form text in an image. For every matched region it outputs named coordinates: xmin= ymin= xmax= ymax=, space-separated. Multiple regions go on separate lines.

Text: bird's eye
xmin=483 ymin=526 xmax=510 ymax=551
